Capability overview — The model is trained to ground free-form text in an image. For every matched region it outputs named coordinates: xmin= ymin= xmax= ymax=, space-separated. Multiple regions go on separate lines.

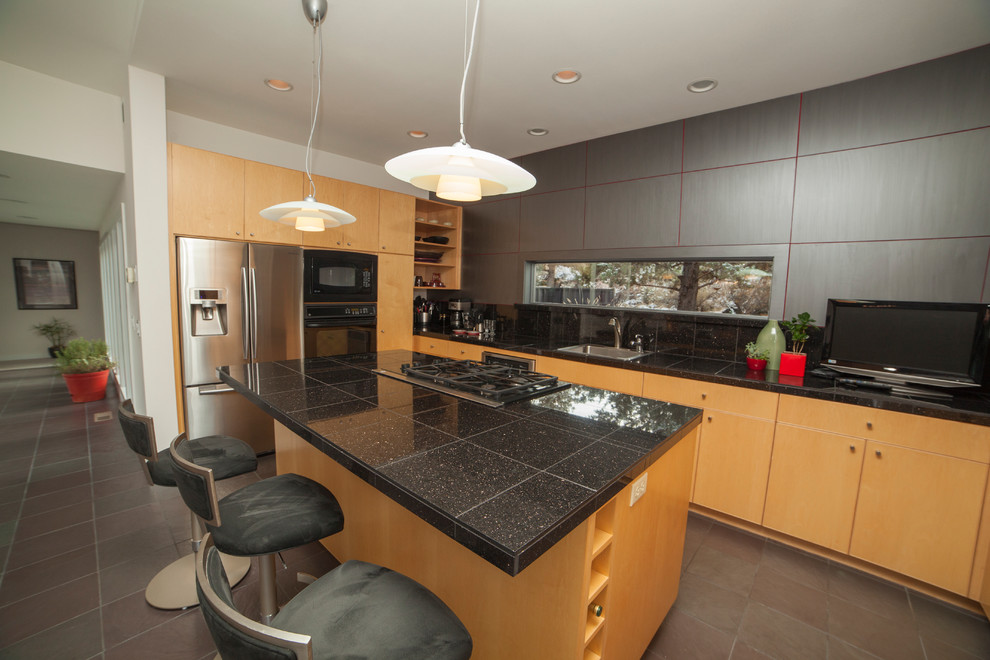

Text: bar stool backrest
xmin=169 ymin=433 xmax=222 ymax=527
xmin=196 ymin=533 xmax=313 ymax=660
xmin=118 ymin=399 xmax=157 ymax=462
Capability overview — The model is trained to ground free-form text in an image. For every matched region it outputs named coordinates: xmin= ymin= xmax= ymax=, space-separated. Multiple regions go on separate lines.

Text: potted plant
xmin=744 ymin=342 xmax=770 ymax=371
xmin=780 ymin=312 xmax=816 ymax=377
xmin=32 ymin=317 xmax=74 ymax=358
xmin=55 ymin=338 xmax=116 ymax=403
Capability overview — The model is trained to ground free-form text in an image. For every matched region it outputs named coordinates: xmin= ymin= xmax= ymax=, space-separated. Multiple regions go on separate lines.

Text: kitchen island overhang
xmin=217 ymin=350 xmax=702 ymax=577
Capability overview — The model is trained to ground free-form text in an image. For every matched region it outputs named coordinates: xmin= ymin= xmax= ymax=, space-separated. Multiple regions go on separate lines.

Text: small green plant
xmin=781 ymin=312 xmax=817 ymax=354
xmin=745 ymin=342 xmax=771 ymax=361
xmin=32 ymin=317 xmax=74 ymax=350
xmin=55 ymin=338 xmax=116 ymax=374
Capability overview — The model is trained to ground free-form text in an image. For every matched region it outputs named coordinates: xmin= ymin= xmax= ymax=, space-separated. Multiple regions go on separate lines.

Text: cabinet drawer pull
xmin=875 ymin=450 xmax=882 ymax=458
xmin=866 ymin=421 xmax=873 ymax=430
xmin=849 ymin=445 xmax=855 ymax=452
xmin=701 ymin=393 xmax=707 ymax=400
xmin=707 ymin=415 xmax=713 ymax=422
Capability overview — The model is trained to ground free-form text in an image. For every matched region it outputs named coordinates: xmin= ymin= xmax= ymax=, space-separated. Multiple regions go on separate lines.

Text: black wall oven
xmin=304 ymin=250 xmax=377 ymax=303
xmin=303 ymin=304 xmax=377 ymax=358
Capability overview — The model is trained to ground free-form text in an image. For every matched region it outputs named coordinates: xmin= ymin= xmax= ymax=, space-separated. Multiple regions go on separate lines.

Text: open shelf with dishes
xmin=414 ymin=198 xmax=462 ymax=291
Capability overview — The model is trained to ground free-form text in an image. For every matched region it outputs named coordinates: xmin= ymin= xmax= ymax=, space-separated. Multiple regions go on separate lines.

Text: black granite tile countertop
xmin=416 ymin=330 xmax=990 ymax=427
xmin=218 ymin=350 xmax=702 ymax=576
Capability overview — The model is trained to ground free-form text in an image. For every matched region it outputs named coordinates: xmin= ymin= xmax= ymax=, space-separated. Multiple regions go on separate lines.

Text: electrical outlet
xmin=630 ymin=472 xmax=648 ymax=506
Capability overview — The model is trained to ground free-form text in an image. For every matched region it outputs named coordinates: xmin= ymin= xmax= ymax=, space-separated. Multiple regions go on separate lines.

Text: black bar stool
xmin=117 ymin=400 xmax=258 ymax=609
xmin=169 ymin=432 xmax=346 ymax=623
xmin=197 ymin=533 xmax=473 ymax=659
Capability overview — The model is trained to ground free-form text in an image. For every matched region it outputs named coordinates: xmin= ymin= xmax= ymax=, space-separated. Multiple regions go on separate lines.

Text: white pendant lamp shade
xmin=385 ymin=142 xmax=535 ymax=202
xmin=260 ymin=195 xmax=356 ymax=231
xmin=261 ymin=0 xmax=355 ymax=232
xmin=385 ymin=0 xmax=536 ymax=201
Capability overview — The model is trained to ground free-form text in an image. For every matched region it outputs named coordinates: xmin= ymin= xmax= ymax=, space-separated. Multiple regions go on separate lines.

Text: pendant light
xmin=384 ymin=0 xmax=536 ymax=202
xmin=261 ymin=0 xmax=355 ymax=232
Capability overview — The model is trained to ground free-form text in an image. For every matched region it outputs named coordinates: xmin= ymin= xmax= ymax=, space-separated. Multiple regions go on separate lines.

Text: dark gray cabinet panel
xmin=684 ymin=96 xmax=800 ymax=171
xmin=514 ymin=142 xmax=587 ymax=195
xmin=792 ymin=129 xmax=990 ymax=243
xmin=584 ymin=176 xmax=680 ymax=249
xmin=799 ymin=45 xmax=990 ymax=155
xmin=461 ymin=253 xmax=522 ymax=304
xmin=681 ymin=161 xmax=795 ymax=246
xmin=520 ymin=189 xmax=586 ymax=252
xmin=786 ymin=237 xmax=990 ymax=323
xmin=463 ymin=197 xmax=521 ymax=255
xmin=586 ymin=122 xmax=682 ymax=185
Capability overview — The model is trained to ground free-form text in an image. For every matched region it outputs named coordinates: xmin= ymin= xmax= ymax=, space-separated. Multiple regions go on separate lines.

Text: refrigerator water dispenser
xmin=189 ymin=288 xmax=228 ymax=336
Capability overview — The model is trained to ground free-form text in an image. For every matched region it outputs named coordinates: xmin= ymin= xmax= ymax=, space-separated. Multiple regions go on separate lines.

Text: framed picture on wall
xmin=12 ymin=258 xmax=78 ymax=310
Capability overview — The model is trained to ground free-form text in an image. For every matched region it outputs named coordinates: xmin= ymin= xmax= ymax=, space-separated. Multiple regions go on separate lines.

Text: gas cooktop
xmin=375 ymin=359 xmax=570 ymax=407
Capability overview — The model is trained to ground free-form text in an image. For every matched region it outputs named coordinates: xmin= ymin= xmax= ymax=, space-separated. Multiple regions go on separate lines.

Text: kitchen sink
xmin=557 ymin=344 xmax=650 ymax=361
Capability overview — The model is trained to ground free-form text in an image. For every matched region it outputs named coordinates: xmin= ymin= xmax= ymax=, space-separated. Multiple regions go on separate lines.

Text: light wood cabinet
xmin=242 ymin=161 xmax=306 ymax=244
xmin=850 ymin=441 xmax=988 ymax=595
xmin=379 ymin=190 xmax=415 ymax=255
xmin=414 ymin=199 xmax=462 ymax=291
xmin=642 ymin=373 xmax=778 ymax=523
xmin=603 ymin=429 xmax=697 ymax=659
xmin=537 ymin=355 xmax=644 ymax=396
xmin=169 ymin=143 xmax=245 ymax=239
xmin=304 ymin=175 xmax=380 ymax=252
xmin=377 ymin=254 xmax=413 ymax=351
xmin=411 ymin=335 xmax=446 ymax=356
xmin=763 ymin=425 xmax=865 ymax=552
xmin=690 ymin=412 xmax=776 ymax=524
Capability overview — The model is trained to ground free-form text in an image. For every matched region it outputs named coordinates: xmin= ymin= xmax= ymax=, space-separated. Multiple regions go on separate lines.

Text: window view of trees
xmin=531 ymin=259 xmax=773 ymax=315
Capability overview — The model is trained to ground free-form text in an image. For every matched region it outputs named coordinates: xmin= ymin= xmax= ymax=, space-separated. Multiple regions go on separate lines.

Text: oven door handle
xmin=304 ymin=319 xmax=376 ymax=328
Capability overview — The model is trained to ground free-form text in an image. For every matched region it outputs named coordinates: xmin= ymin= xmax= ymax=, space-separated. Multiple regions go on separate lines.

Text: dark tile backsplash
xmin=507 ymin=304 xmax=824 ymax=365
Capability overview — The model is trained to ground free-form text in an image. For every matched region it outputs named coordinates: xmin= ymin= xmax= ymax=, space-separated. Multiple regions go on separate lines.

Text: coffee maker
xmin=448 ymin=298 xmax=471 ymax=330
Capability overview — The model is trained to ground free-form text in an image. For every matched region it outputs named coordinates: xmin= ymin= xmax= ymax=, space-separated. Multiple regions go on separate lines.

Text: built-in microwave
xmin=303 ymin=250 xmax=377 ymax=303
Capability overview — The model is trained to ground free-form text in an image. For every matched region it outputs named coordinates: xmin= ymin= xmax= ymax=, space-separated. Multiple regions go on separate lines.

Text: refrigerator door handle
xmin=241 ymin=267 xmax=250 ymax=359
xmin=249 ymin=267 xmax=259 ymax=360
xmin=198 ymin=384 xmax=235 ymax=395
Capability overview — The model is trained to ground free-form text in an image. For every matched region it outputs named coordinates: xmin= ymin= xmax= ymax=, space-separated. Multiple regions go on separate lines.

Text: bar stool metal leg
xmin=144 ymin=510 xmax=251 ymax=610
xmin=258 ymin=553 xmax=279 ymax=624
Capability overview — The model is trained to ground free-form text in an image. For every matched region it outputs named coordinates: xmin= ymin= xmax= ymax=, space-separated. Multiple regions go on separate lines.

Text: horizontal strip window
xmin=528 ymin=259 xmax=773 ymax=316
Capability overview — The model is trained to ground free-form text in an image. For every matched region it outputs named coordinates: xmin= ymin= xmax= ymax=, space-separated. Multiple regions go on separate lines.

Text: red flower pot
xmin=779 ymin=352 xmax=807 ymax=377
xmin=62 ymin=370 xmax=110 ymax=403
xmin=746 ymin=357 xmax=767 ymax=371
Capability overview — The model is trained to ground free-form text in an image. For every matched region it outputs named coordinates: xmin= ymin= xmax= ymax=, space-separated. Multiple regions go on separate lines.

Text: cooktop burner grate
xmin=375 ymin=359 xmax=569 ymax=406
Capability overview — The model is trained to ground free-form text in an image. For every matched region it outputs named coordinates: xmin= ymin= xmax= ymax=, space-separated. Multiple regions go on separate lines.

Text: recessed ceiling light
xmin=407 ymin=130 xmax=428 ymax=139
xmin=552 ymin=69 xmax=581 ymax=84
xmin=265 ymin=79 xmax=293 ymax=92
xmin=527 ymin=128 xmax=549 ymax=136
xmin=687 ymin=79 xmax=718 ymax=93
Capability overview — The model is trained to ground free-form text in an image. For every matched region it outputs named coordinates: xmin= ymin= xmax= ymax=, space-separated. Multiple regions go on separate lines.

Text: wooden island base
xmin=275 ymin=423 xmax=698 ymax=660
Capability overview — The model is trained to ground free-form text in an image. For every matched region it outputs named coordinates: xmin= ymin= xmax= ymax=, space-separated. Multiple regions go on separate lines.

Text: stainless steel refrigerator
xmin=177 ymin=237 xmax=303 ymax=454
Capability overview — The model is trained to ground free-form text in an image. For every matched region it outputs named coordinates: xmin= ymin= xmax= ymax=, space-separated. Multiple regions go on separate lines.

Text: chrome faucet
xmin=608 ymin=317 xmax=622 ymax=348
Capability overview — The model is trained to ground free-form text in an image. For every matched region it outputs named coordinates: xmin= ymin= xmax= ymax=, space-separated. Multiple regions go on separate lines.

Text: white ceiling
xmin=1 ymin=0 xmax=989 ymax=231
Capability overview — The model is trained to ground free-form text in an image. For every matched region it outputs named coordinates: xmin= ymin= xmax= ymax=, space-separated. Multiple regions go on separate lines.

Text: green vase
xmin=755 ymin=319 xmax=786 ymax=370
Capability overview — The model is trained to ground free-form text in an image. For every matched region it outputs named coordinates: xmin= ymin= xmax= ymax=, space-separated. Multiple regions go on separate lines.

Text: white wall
xmin=124 ymin=66 xmax=177 ymax=448
xmin=0 ymin=61 xmax=124 ymax=173
xmin=166 ymin=111 xmax=424 ymax=197
xmin=0 ymin=222 xmax=105 ymax=360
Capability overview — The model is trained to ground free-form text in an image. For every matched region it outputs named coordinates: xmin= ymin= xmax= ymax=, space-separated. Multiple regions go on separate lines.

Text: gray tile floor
xmin=643 ymin=513 xmax=990 ymax=659
xmin=2 ymin=364 xmax=989 ymax=659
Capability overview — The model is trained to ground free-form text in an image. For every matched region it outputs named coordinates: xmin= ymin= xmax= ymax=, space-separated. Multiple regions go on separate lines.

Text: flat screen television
xmin=820 ymin=299 xmax=990 ymax=390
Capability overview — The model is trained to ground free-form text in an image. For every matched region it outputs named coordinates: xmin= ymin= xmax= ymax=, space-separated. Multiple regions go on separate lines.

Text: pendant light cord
xmin=458 ymin=0 xmax=480 ymax=147
xmin=305 ymin=17 xmax=323 ymax=198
